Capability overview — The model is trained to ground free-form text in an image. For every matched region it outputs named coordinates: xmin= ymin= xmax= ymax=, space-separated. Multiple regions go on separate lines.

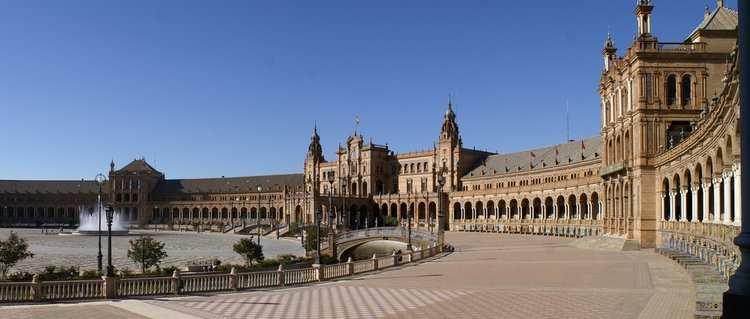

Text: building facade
xmin=0 ymin=1 xmax=742 ymax=260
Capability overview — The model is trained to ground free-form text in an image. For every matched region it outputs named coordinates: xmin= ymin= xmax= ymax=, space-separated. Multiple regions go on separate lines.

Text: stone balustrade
xmin=0 ymin=245 xmax=443 ymax=303
xmin=451 ymin=219 xmax=603 ymax=237
xmin=658 ymin=220 xmax=741 ymax=280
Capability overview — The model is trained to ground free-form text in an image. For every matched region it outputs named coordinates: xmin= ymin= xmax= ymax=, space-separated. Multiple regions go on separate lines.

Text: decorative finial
xmin=717 ymin=0 xmax=724 ymax=8
xmin=354 ymin=115 xmax=360 ymax=135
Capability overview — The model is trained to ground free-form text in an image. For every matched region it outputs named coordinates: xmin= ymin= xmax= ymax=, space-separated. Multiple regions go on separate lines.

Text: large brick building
xmin=0 ymin=0 xmax=741 ymax=253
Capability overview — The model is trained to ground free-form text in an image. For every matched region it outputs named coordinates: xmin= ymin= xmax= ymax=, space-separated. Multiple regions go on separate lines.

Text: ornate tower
xmin=304 ymin=125 xmax=324 ymax=222
xmin=603 ymin=33 xmax=616 ymax=72
xmin=437 ymin=100 xmax=462 ymax=191
xmin=304 ymin=125 xmax=324 ymax=193
xmin=635 ymin=0 xmax=654 ymax=38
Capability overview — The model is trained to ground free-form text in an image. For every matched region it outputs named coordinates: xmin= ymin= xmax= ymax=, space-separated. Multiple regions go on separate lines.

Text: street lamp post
xmin=267 ymin=194 xmax=274 ymax=238
xmin=105 ymin=205 xmax=114 ymax=276
xmin=327 ymin=173 xmax=335 ymax=230
xmin=256 ymin=185 xmax=262 ymax=245
xmin=314 ymin=207 xmax=321 ymax=265
xmin=437 ymin=174 xmax=446 ymax=248
xmin=95 ymin=173 xmax=106 ymax=274
xmin=723 ymin=1 xmax=750 ymax=316
xmin=407 ymin=190 xmax=413 ymax=252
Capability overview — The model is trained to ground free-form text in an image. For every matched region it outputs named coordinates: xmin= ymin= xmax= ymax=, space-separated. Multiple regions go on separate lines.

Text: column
xmin=680 ymin=187 xmax=688 ymax=222
xmin=588 ymin=202 xmax=593 ymax=220
xmin=734 ymin=165 xmax=742 ymax=226
xmin=553 ymin=205 xmax=558 ymax=220
xmin=703 ymin=181 xmax=711 ymax=223
xmin=724 ymin=171 xmax=733 ymax=225
xmin=598 ymin=201 xmax=603 ymax=221
xmin=691 ymin=184 xmax=700 ymax=222
xmin=669 ymin=191 xmax=676 ymax=221
xmin=713 ymin=177 xmax=722 ymax=223
xmin=506 ymin=207 xmax=510 ymax=220
xmin=660 ymin=193 xmax=666 ymax=221
xmin=541 ymin=204 xmax=546 ymax=220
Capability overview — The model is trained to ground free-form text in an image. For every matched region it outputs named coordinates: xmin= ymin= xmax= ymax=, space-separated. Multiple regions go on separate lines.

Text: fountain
xmin=70 ymin=195 xmax=130 ymax=236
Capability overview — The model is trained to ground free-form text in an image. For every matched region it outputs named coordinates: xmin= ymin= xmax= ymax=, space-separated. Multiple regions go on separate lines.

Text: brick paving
xmin=2 ymin=232 xmax=695 ymax=318
xmin=0 ymin=304 xmax=149 ymax=319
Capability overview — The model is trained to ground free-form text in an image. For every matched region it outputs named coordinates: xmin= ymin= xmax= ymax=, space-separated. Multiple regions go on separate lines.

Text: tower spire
xmin=603 ymin=32 xmax=617 ymax=71
xmin=635 ymin=0 xmax=655 ymax=38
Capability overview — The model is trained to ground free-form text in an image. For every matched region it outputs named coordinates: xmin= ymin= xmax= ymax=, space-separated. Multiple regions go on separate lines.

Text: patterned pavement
xmin=1 ymin=232 xmax=695 ymax=318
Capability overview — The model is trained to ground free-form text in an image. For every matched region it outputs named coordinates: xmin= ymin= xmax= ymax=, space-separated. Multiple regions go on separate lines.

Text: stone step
xmin=655 ymin=247 xmax=726 ymax=319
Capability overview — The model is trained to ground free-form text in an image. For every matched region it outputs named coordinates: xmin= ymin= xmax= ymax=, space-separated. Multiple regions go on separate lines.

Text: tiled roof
xmin=117 ymin=159 xmax=162 ymax=175
xmin=0 ymin=180 xmax=99 ymax=194
xmin=463 ymin=137 xmax=601 ymax=179
xmin=688 ymin=5 xmax=738 ymax=39
xmin=152 ymin=173 xmax=304 ymax=195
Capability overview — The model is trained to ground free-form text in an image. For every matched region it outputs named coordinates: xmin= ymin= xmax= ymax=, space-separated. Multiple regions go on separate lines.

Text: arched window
xmin=666 ymin=74 xmax=677 ymax=106
xmin=681 ymin=74 xmax=692 ymax=106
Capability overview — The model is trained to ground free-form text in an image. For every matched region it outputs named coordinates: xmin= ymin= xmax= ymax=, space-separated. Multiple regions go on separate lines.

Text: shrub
xmin=384 ymin=216 xmax=399 ymax=227
xmin=303 ymin=226 xmax=329 ymax=252
xmin=0 ymin=232 xmax=34 ymax=280
xmin=233 ymin=238 xmax=264 ymax=266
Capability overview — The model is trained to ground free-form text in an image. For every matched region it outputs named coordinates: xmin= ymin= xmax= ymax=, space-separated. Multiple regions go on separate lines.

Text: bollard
xmin=372 ymin=254 xmax=379 ymax=271
xmin=392 ymin=251 xmax=399 ymax=266
xmin=171 ymin=269 xmax=181 ymax=295
xmin=229 ymin=267 xmax=238 ymax=291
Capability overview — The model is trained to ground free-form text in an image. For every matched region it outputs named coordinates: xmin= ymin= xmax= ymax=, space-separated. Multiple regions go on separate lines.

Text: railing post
xmin=372 ymin=254 xmax=379 ymax=271
xmin=347 ymin=257 xmax=354 ymax=276
xmin=313 ymin=264 xmax=323 ymax=281
xmin=229 ymin=267 xmax=238 ymax=291
xmin=171 ymin=269 xmax=181 ymax=295
xmin=278 ymin=264 xmax=285 ymax=287
xmin=30 ymin=273 xmax=41 ymax=302
xmin=102 ymin=275 xmax=116 ymax=299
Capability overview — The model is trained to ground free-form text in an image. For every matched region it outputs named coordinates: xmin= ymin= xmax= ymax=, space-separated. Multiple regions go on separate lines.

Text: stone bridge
xmin=323 ymin=227 xmax=439 ymax=260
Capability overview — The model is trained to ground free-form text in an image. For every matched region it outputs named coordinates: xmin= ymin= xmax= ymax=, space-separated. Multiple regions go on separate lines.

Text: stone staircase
xmin=568 ymin=236 xmax=640 ymax=251
xmin=655 ymin=248 xmax=726 ymax=319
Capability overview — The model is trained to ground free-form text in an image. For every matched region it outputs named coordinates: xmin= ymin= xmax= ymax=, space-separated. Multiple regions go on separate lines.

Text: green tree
xmin=0 ymin=232 xmax=34 ymax=280
xmin=127 ymin=236 xmax=168 ymax=274
xmin=384 ymin=216 xmax=399 ymax=227
xmin=233 ymin=238 xmax=264 ymax=266
xmin=304 ymin=226 xmax=329 ymax=252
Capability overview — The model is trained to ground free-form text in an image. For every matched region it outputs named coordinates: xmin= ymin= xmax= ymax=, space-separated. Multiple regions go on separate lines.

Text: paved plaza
xmin=0 ymin=228 xmax=304 ymax=273
xmin=1 ymin=232 xmax=695 ymax=318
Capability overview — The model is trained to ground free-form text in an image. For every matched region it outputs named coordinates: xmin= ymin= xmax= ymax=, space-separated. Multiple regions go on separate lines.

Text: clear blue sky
xmin=0 ymin=0 xmax=736 ymax=180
